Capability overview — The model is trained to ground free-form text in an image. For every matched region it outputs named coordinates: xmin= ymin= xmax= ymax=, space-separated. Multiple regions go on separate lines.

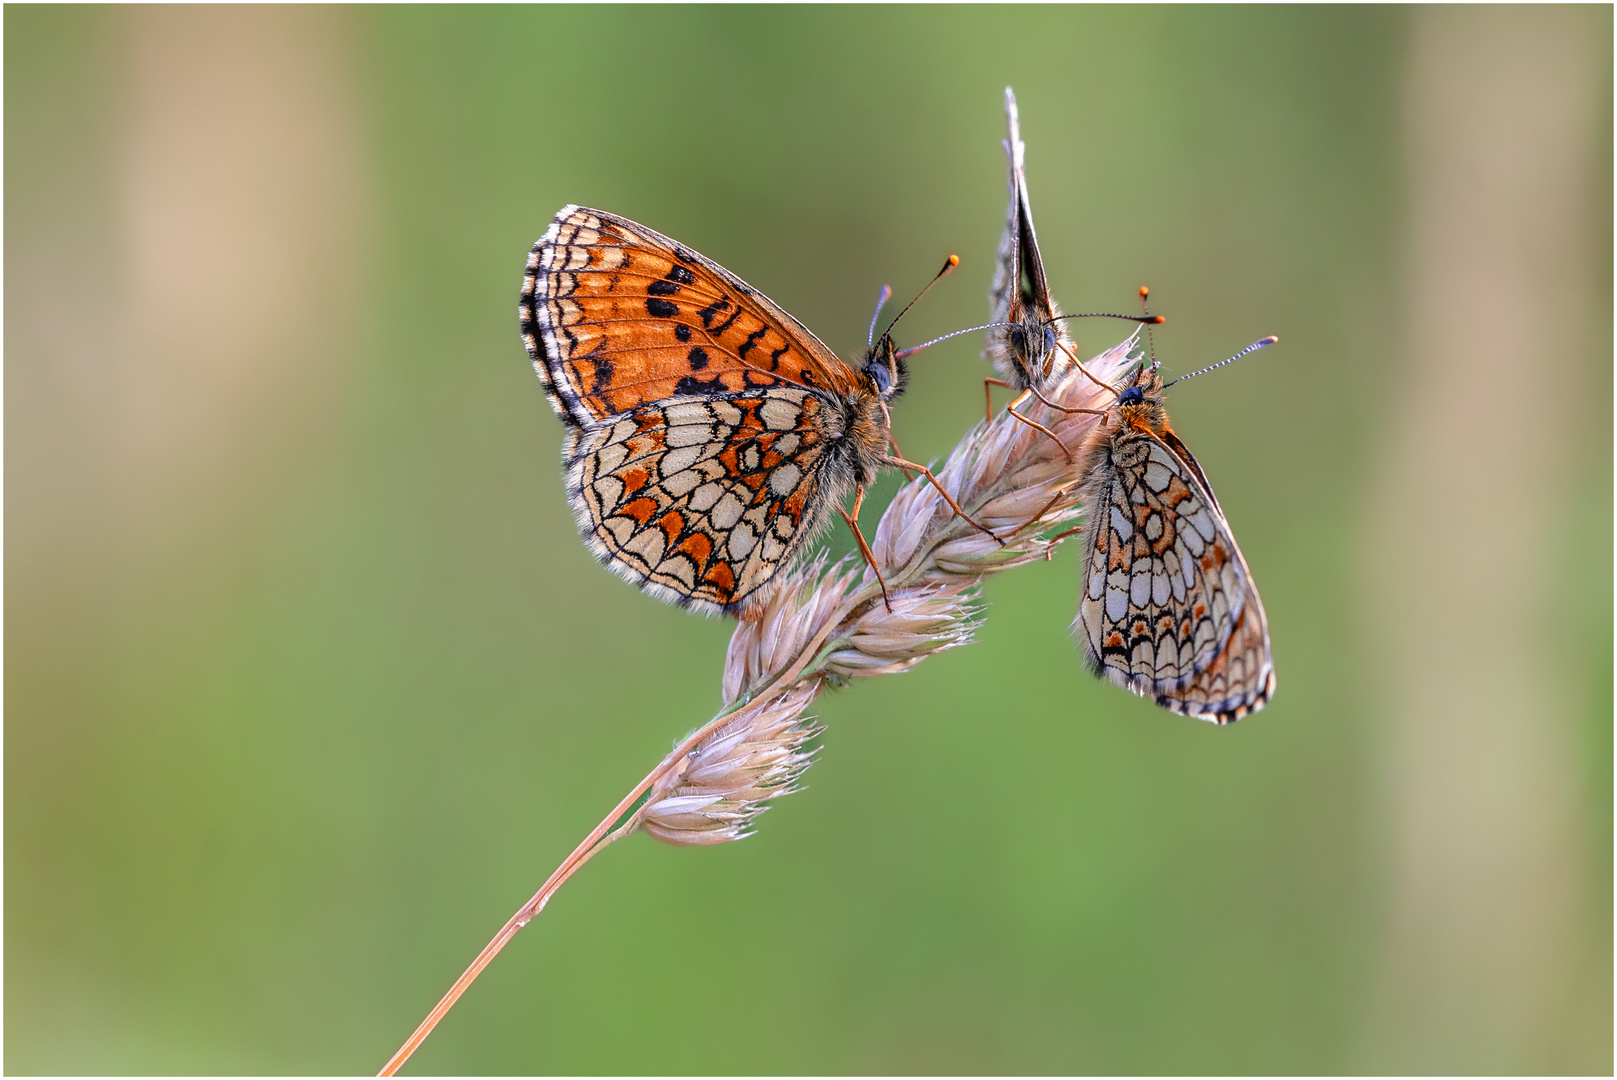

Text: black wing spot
xmin=674 ymin=374 xmax=721 ymax=396
xmin=768 ymin=345 xmax=789 ymax=371
xmin=674 ymin=324 xmax=692 ymax=342
xmin=646 ymin=297 xmax=678 ymax=318
xmin=647 ymin=279 xmax=681 ymax=296
xmin=666 ymin=265 xmax=695 ymax=285
xmin=698 ymin=298 xmax=729 ymax=328
xmin=737 ymin=327 xmax=768 ymax=359
xmin=687 ymin=347 xmax=709 ymax=371
xmin=589 ymin=356 xmax=614 ymax=391
xmin=710 ymin=307 xmax=742 ymax=336
xmin=674 ymin=246 xmax=699 ymax=265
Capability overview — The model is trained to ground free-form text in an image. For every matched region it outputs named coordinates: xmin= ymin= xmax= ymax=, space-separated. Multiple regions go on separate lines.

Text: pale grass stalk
xmin=377 ymin=334 xmax=1141 ymax=1076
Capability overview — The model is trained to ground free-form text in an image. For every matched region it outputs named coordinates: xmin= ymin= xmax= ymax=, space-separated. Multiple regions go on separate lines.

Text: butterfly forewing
xmin=523 ymin=205 xmax=859 ymax=428
xmin=986 ymin=87 xmax=1063 ymax=390
xmin=1075 ymin=423 xmax=1273 ymax=724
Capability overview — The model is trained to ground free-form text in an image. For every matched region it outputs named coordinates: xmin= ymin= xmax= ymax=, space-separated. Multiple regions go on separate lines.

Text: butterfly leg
xmin=1026 ymin=382 xmax=1109 ymax=420
xmin=839 ymin=486 xmax=893 ymax=612
xmin=1006 ymin=481 xmax=1080 ymax=543
xmin=885 ymin=436 xmax=918 ymax=481
xmin=1003 ymin=389 xmax=1077 ymax=465
xmin=1043 ymin=521 xmax=1085 ymax=559
xmin=876 ymin=400 xmax=917 ymax=481
xmin=882 ymin=455 xmax=1005 ymax=546
xmin=1055 ymin=339 xmax=1122 ymax=400
xmin=983 ymin=377 xmax=1012 ymax=424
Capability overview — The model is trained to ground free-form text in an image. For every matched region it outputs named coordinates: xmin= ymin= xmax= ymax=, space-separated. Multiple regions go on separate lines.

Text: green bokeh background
xmin=7 ymin=6 xmax=1610 ymax=1075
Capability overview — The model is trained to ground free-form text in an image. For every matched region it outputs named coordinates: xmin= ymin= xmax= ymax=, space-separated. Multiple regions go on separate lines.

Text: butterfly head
xmin=1004 ymin=312 xmax=1060 ymax=384
xmin=863 ymin=332 xmax=910 ymax=403
xmin=1113 ymin=361 xmax=1168 ymax=432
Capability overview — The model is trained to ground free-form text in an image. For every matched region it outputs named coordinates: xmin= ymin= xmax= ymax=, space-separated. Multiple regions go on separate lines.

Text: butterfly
xmin=984 ymin=87 xmax=1159 ymax=453
xmin=985 ymin=86 xmax=1064 ymax=408
xmin=982 ymin=87 xmax=1275 ymax=723
xmin=520 ymin=205 xmax=991 ymax=617
xmin=1067 ymin=346 xmax=1277 ymax=724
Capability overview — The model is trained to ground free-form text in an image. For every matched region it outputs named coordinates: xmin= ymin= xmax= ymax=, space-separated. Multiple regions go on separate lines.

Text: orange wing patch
xmin=522 ymin=206 xmax=859 ymax=427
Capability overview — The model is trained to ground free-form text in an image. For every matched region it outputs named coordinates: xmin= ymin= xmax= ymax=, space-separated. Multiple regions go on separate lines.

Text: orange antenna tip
xmin=1139 ymin=285 xmax=1150 ymax=299
xmin=1259 ymin=334 xmax=1278 ymax=345
xmin=1149 ymin=315 xmax=1165 ymax=324
xmin=947 ymin=254 xmax=960 ymax=267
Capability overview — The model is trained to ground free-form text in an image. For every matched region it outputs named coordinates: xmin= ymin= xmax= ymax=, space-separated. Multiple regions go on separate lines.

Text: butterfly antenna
xmin=1048 ymin=312 xmax=1165 ymax=326
xmin=1138 ymin=286 xmax=1159 ymax=364
xmin=866 ymin=285 xmax=893 ymax=350
xmin=893 ymin=321 xmax=1017 ymax=361
xmin=880 ymin=255 xmax=960 ymax=341
xmin=1161 ymin=335 xmax=1279 ymax=388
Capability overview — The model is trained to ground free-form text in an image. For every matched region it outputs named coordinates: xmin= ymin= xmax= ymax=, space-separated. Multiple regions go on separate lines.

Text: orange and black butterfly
xmin=984 ymin=88 xmax=1276 ymax=723
xmin=520 ymin=205 xmax=989 ymax=617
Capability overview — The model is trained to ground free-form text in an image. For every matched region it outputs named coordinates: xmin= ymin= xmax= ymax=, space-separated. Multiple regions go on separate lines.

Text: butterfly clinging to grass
xmin=986 ymin=88 xmax=1277 ymax=723
xmin=521 ymin=205 xmax=996 ymax=617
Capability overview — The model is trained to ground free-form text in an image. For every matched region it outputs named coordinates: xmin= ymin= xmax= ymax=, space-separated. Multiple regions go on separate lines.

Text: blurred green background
xmin=7 ymin=5 xmax=1611 ymax=1075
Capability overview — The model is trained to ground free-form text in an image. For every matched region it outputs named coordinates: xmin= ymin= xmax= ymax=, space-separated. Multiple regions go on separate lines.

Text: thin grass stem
xmin=376 ymin=700 xmax=750 ymax=1075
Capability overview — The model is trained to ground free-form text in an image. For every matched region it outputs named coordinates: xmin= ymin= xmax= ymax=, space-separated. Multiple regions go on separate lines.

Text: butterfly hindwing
xmin=565 ymin=386 xmax=845 ymax=615
xmin=1159 ymin=586 xmax=1273 ymax=722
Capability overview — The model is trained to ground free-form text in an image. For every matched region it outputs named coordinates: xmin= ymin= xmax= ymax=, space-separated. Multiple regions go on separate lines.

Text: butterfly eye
xmin=1119 ymin=386 xmax=1145 ymax=405
xmin=1008 ymin=325 xmax=1025 ymax=349
xmin=1042 ymin=325 xmax=1056 ymax=352
xmin=868 ymin=357 xmax=892 ymax=395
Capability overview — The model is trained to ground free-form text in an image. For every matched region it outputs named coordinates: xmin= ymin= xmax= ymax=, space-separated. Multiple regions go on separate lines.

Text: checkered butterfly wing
xmin=1075 ymin=425 xmax=1274 ymax=723
xmin=521 ymin=205 xmax=867 ymax=615
xmin=565 ymin=388 xmax=842 ymax=615
xmin=522 ymin=204 xmax=861 ymax=433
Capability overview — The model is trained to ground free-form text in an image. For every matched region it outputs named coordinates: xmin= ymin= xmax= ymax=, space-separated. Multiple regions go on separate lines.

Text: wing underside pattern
xmin=566 ymin=387 xmax=845 ymax=614
xmin=1075 ymin=429 xmax=1273 ymax=723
